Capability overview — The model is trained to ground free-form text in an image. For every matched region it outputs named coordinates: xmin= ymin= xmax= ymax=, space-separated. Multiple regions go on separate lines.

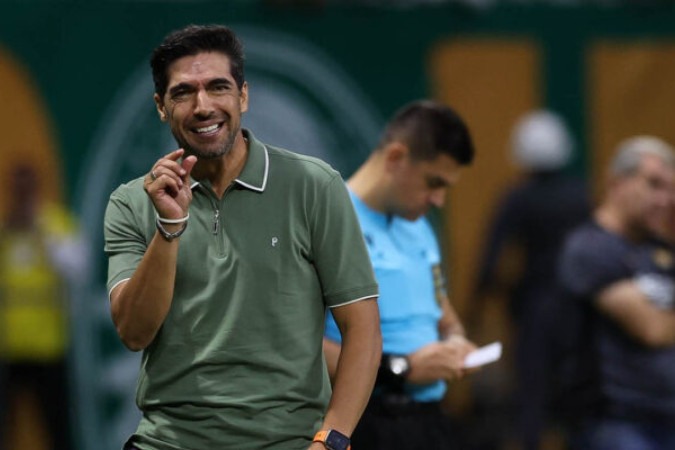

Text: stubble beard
xmin=176 ymin=125 xmax=239 ymax=160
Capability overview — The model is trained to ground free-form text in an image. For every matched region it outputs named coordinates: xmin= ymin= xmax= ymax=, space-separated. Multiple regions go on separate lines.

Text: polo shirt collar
xmin=188 ymin=128 xmax=269 ymax=193
xmin=235 ymin=129 xmax=269 ymax=192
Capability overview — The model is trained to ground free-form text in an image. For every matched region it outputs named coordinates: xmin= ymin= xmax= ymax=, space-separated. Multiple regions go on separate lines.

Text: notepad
xmin=463 ymin=341 xmax=502 ymax=368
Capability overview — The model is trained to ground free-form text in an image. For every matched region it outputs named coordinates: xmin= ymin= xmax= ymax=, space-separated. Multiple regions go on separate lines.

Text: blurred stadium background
xmin=1 ymin=1 xmax=675 ymax=449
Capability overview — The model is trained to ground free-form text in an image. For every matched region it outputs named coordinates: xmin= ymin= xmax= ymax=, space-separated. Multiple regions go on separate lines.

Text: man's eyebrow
xmin=168 ymin=82 xmax=194 ymax=95
xmin=207 ymin=77 xmax=233 ymax=86
xmin=427 ymin=175 xmax=449 ymax=187
xmin=168 ymin=78 xmax=233 ymax=96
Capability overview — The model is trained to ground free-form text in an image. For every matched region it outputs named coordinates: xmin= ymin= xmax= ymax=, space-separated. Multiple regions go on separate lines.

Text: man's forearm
xmin=322 ymin=315 xmax=381 ymax=435
xmin=110 ymin=232 xmax=180 ymax=351
xmin=439 ymin=296 xmax=465 ymax=339
xmin=598 ymin=279 xmax=675 ymax=347
xmin=650 ymin=312 xmax=675 ymax=346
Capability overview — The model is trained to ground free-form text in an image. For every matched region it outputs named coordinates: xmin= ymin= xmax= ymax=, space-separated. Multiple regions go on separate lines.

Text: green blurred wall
xmin=2 ymin=2 xmax=675 ymax=449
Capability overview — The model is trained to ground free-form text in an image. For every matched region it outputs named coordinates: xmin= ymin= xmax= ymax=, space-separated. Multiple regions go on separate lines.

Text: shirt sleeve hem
xmin=325 ymin=284 xmax=379 ymax=308
xmin=107 ymin=276 xmax=132 ymax=301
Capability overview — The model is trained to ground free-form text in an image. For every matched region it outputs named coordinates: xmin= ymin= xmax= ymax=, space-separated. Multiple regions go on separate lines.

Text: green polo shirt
xmin=104 ymin=130 xmax=378 ymax=450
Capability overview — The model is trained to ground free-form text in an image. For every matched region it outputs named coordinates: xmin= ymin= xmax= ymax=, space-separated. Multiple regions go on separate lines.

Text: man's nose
xmin=656 ymin=190 xmax=673 ymax=209
xmin=194 ymin=90 xmax=214 ymax=117
xmin=429 ymin=189 xmax=446 ymax=208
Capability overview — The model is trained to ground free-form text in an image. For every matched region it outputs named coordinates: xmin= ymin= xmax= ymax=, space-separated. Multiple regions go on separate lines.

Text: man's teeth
xmin=196 ymin=124 xmax=219 ymax=133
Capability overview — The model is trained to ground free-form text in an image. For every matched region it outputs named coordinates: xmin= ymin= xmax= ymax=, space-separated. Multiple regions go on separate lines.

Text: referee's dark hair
xmin=378 ymin=100 xmax=474 ymax=165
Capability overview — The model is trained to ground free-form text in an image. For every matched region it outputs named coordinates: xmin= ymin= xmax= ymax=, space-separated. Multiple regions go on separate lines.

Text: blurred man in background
xmin=0 ymin=164 xmax=88 ymax=450
xmin=554 ymin=136 xmax=675 ymax=450
xmin=472 ymin=110 xmax=590 ymax=449
xmin=324 ymin=100 xmax=477 ymax=450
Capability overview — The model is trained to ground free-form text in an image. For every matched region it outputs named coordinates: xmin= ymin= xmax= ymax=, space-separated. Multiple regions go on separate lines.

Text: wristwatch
xmin=313 ymin=429 xmax=351 ymax=450
xmin=387 ymin=354 xmax=410 ymax=377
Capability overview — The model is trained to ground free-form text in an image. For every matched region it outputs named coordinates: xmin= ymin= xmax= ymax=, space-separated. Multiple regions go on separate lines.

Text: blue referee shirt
xmin=325 ymin=190 xmax=445 ymax=402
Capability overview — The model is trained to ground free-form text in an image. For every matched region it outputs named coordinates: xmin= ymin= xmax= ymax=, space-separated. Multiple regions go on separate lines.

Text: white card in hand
xmin=463 ymin=341 xmax=502 ymax=368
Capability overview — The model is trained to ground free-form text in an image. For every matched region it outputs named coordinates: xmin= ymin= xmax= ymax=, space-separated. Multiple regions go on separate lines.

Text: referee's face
xmin=389 ymin=152 xmax=462 ymax=221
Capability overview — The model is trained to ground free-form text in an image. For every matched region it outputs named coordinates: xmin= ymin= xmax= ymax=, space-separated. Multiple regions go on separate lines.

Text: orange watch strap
xmin=313 ymin=430 xmax=351 ymax=450
xmin=313 ymin=430 xmax=328 ymax=444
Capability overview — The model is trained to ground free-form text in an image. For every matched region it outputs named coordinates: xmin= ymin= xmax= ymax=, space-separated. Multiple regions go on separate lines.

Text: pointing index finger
xmin=181 ymin=155 xmax=198 ymax=181
xmin=164 ymin=148 xmax=185 ymax=161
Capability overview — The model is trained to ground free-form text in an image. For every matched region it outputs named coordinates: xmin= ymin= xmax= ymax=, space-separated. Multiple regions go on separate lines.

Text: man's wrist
xmin=313 ymin=429 xmax=351 ymax=450
xmin=155 ymin=217 xmax=188 ymax=241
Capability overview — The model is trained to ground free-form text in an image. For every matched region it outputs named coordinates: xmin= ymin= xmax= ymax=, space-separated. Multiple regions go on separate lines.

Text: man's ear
xmin=240 ymin=81 xmax=249 ymax=113
xmin=154 ymin=93 xmax=167 ymax=121
xmin=383 ymin=142 xmax=409 ymax=171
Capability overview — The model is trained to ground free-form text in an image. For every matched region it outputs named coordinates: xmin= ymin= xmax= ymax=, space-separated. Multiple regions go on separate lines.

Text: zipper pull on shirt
xmin=213 ymin=209 xmax=220 ymax=235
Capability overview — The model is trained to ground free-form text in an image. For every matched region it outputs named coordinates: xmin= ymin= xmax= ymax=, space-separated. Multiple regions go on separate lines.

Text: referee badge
xmin=432 ymin=264 xmax=448 ymax=304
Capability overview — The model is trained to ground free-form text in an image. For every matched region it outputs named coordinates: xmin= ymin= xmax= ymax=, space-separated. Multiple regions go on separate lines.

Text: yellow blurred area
xmin=0 ymin=46 xmax=63 ymax=214
xmin=0 ymin=44 xmax=64 ymax=450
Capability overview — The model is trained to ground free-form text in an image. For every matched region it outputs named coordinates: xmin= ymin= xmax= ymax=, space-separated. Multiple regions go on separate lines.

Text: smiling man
xmin=103 ymin=24 xmax=381 ymax=450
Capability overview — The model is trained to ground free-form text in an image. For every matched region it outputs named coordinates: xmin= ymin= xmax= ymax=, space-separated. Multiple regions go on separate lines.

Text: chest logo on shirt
xmin=652 ymin=248 xmax=674 ymax=270
xmin=271 ymin=237 xmax=279 ymax=247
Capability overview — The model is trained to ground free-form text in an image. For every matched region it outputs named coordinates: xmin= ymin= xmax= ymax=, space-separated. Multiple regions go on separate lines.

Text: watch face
xmin=390 ymin=356 xmax=409 ymax=376
xmin=326 ymin=430 xmax=351 ymax=450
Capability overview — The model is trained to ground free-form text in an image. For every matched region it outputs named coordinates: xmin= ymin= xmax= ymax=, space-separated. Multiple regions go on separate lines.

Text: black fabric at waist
xmin=605 ymin=403 xmax=675 ymax=425
xmin=367 ymin=393 xmax=443 ymax=417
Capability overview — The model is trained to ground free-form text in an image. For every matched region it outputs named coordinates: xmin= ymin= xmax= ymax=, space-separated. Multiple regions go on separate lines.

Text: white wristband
xmin=155 ymin=218 xmax=187 ymax=241
xmin=156 ymin=213 xmax=190 ymax=224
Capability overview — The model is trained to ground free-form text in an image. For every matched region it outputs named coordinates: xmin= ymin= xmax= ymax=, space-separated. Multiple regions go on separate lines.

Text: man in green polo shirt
xmin=103 ymin=24 xmax=381 ymax=450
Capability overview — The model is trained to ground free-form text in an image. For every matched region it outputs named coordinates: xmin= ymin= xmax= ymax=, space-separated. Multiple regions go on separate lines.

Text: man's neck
xmin=348 ymin=159 xmax=390 ymax=214
xmin=192 ymin=134 xmax=248 ymax=198
xmin=594 ymin=205 xmax=644 ymax=242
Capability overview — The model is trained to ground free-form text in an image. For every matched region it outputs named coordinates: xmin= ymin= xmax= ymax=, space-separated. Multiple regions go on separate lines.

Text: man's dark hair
xmin=378 ymin=100 xmax=474 ymax=165
xmin=150 ymin=24 xmax=245 ymax=98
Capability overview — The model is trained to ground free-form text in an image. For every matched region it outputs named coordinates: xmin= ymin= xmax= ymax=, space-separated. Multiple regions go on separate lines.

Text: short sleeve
xmin=557 ymin=229 xmax=629 ymax=300
xmin=103 ymin=187 xmax=148 ymax=293
xmin=421 ymin=218 xmax=447 ymax=298
xmin=310 ymin=175 xmax=378 ymax=307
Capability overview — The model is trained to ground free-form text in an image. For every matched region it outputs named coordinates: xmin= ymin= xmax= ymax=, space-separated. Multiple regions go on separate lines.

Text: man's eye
xmin=427 ymin=179 xmax=446 ymax=189
xmin=210 ymin=84 xmax=229 ymax=93
xmin=171 ymin=91 xmax=190 ymax=101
